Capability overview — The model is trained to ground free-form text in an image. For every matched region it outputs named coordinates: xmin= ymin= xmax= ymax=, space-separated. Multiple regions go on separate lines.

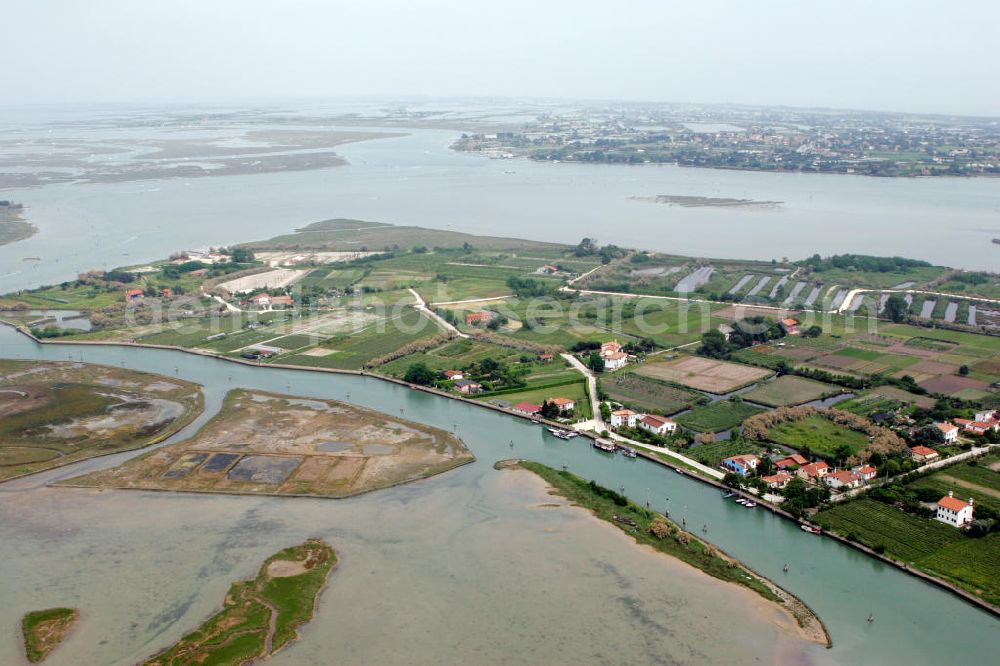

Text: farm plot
xmin=604 ymin=372 xmax=704 ymax=415
xmin=813 ymin=499 xmax=962 ymax=562
xmin=687 ymin=439 xmax=768 ymax=468
xmin=675 ymin=400 xmax=765 ymax=433
xmin=634 ymin=356 xmax=771 ymax=394
xmin=742 ymin=376 xmax=841 ymax=407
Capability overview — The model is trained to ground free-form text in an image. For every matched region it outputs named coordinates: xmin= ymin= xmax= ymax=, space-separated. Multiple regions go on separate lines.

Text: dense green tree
xmin=884 ymin=294 xmax=909 ymax=323
xmin=403 ymin=362 xmax=436 ymax=386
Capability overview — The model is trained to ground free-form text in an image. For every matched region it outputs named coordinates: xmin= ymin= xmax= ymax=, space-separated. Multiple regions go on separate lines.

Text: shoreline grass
xmin=142 ymin=539 xmax=336 ymax=666
xmin=501 ymin=459 xmax=829 ymax=644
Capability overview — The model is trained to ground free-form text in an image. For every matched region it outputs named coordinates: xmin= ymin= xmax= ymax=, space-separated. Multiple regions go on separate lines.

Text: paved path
xmin=429 ymin=295 xmax=513 ymax=306
xmin=560 ymin=352 xmax=604 ymax=431
xmin=408 ymin=288 xmax=467 ymax=338
xmin=559 ymin=351 xmax=724 ymax=479
xmin=830 ymin=444 xmax=996 ymax=502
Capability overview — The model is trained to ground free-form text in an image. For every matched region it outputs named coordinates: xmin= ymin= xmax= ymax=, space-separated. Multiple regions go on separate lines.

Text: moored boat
xmin=593 ymin=439 xmax=617 ymax=452
xmin=800 ymin=524 xmax=821 ymax=534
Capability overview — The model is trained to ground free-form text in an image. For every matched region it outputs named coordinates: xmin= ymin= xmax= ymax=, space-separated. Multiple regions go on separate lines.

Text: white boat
xmin=735 ymin=498 xmax=748 ymax=505
xmin=745 ymin=501 xmax=757 ymax=508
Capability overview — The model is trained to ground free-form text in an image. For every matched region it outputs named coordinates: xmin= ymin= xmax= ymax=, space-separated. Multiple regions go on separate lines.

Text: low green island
xmin=498 ymin=459 xmax=830 ymax=646
xmin=142 ymin=539 xmax=336 ymax=666
xmin=21 ymin=607 xmax=78 ymax=663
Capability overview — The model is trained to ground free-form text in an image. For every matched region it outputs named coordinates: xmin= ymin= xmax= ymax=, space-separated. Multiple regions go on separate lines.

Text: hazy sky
xmin=4 ymin=0 xmax=998 ymax=115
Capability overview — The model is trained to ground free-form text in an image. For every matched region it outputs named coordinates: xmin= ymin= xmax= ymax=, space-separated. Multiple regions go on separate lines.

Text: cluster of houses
xmin=721 ymin=451 xmax=878 ymax=492
xmin=443 ymin=370 xmax=483 ymax=395
xmin=123 ymin=286 xmax=175 ymax=303
xmin=942 ymin=410 xmax=1000 ymax=438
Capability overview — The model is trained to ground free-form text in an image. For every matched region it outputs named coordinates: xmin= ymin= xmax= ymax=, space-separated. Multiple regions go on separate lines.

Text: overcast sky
xmin=4 ymin=0 xmax=998 ymax=116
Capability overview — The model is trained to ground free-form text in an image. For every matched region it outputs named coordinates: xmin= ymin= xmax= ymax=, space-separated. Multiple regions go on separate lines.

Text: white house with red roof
xmin=796 ymin=461 xmax=830 ymax=482
xmin=935 ymin=421 xmax=959 ymax=443
xmin=762 ymin=471 xmax=792 ymax=489
xmin=909 ymin=445 xmax=939 ymax=463
xmin=603 ymin=350 xmax=628 ymax=371
xmin=443 ymin=370 xmax=464 ymax=380
xmin=638 ymin=414 xmax=676 ymax=436
xmin=935 ymin=492 xmax=974 ymax=528
xmin=780 ymin=318 xmax=799 ymax=335
xmin=610 ymin=409 xmax=639 ymax=429
xmin=250 ymin=292 xmax=271 ymax=307
xmin=547 ymin=397 xmax=576 ymax=413
xmin=824 ymin=470 xmax=862 ymax=490
xmin=852 ymin=465 xmax=877 ymax=482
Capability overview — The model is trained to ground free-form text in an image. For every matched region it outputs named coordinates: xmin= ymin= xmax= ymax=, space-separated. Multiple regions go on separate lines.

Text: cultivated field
xmin=814 ymin=496 xmax=1000 ymax=607
xmin=742 ymin=376 xmax=841 ymax=407
xmin=675 ymin=400 xmax=765 ymax=432
xmin=635 ymin=356 xmax=771 ymax=393
xmin=0 ymin=361 xmax=203 ymax=481
xmin=65 ymin=389 xmax=473 ymax=497
xmin=604 ymin=372 xmax=704 ymax=415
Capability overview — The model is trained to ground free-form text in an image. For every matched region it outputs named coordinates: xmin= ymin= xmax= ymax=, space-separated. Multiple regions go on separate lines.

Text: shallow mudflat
xmin=0 ymin=360 xmax=203 ymax=481
xmin=65 ymin=388 xmax=473 ymax=497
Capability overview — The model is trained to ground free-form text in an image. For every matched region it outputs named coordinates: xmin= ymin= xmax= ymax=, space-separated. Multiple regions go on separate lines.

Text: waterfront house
xmin=935 ymin=492 xmax=974 ymax=528
xmin=444 ymin=370 xmax=464 ymax=380
xmin=797 ymin=461 xmax=829 ymax=481
xmin=638 ymin=414 xmax=676 ymax=436
xmin=909 ymin=445 xmax=940 ymax=463
xmin=721 ymin=454 xmax=759 ymax=477
xmin=775 ymin=453 xmax=808 ymax=470
xmin=547 ymin=397 xmax=575 ymax=413
xmin=610 ymin=409 xmax=639 ymax=429
xmin=935 ymin=421 xmax=959 ymax=443
xmin=465 ymin=311 xmax=494 ymax=326
xmin=511 ymin=402 xmax=542 ymax=416
xmin=762 ymin=471 xmax=792 ymax=489
xmin=453 ymin=379 xmax=482 ymax=395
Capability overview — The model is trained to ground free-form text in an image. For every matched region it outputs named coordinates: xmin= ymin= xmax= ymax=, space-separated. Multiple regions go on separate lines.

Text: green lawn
xmin=675 ymin=400 xmax=765 ymax=433
xmin=766 ymin=415 xmax=870 ymax=458
xmin=475 ymin=379 xmax=592 ymax=419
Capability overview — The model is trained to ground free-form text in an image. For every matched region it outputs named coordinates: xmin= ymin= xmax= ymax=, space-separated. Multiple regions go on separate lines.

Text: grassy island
xmin=143 ymin=539 xmax=336 ymax=665
xmin=499 ymin=459 xmax=830 ymax=646
xmin=0 ymin=361 xmax=204 ymax=481
xmin=21 ymin=607 xmax=77 ymax=663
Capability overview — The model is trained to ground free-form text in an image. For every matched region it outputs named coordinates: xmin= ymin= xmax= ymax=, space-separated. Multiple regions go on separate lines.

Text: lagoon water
xmin=1 ymin=327 xmax=998 ymax=665
xmin=2 ymin=122 xmax=1000 ymax=295
xmin=2 ymin=116 xmax=1000 ymax=664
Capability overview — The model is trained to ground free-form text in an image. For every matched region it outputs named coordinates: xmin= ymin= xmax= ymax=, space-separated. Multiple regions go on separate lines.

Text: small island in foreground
xmin=21 ymin=607 xmax=78 ymax=663
xmin=497 ymin=459 xmax=831 ymax=647
xmin=142 ymin=539 xmax=336 ymax=665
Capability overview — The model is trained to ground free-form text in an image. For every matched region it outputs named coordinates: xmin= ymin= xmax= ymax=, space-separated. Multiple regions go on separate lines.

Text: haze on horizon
xmin=3 ymin=0 xmax=999 ymax=117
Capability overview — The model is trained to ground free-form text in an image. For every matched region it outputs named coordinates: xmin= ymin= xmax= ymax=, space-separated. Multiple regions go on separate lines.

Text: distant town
xmin=452 ymin=103 xmax=1000 ymax=177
